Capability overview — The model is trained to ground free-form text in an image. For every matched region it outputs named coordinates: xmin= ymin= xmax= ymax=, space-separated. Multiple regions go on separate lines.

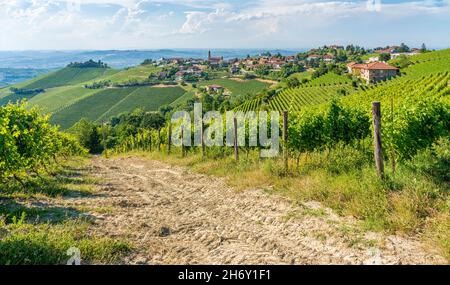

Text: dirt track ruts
xmin=62 ymin=156 xmax=446 ymax=265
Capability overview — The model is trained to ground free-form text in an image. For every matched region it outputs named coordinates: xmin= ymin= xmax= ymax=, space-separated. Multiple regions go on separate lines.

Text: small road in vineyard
xmin=59 ymin=156 xmax=445 ymax=265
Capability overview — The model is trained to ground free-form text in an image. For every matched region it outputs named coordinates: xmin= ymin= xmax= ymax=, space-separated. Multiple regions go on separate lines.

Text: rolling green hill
xmin=49 ymin=87 xmax=139 ymax=129
xmin=306 ymin=72 xmax=352 ymax=86
xmin=96 ymin=86 xmax=186 ymax=122
xmin=199 ymin=78 xmax=270 ymax=96
xmin=49 ymin=86 xmax=185 ymax=129
xmin=28 ymin=86 xmax=100 ymax=113
xmin=23 ymin=67 xmax=117 ymax=89
xmin=90 ymin=64 xmax=162 ymax=84
xmin=237 ymin=83 xmax=357 ymax=112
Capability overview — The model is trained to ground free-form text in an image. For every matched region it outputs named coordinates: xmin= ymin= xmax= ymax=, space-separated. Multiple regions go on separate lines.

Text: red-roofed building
xmin=206 ymin=85 xmax=224 ymax=93
xmin=347 ymin=61 xmax=399 ymax=83
xmin=323 ymin=54 xmax=335 ymax=62
xmin=307 ymin=54 xmax=321 ymax=60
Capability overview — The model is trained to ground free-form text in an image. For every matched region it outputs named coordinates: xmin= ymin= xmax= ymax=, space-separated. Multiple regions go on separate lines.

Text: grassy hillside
xmin=23 ymin=67 xmax=117 ymax=89
xmin=28 ymin=86 xmax=100 ymax=113
xmin=50 ymin=87 xmax=139 ymax=129
xmin=199 ymin=78 xmax=270 ymax=96
xmin=170 ymin=90 xmax=196 ymax=108
xmin=237 ymin=84 xmax=357 ymax=112
xmin=85 ymin=64 xmax=162 ymax=85
xmin=97 ymin=86 xmax=185 ymax=122
xmin=50 ymin=86 xmax=185 ymax=129
xmin=306 ymin=72 xmax=352 ymax=86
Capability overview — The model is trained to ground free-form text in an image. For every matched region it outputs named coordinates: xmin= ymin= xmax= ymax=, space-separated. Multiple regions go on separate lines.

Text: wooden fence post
xmin=372 ymin=102 xmax=384 ymax=179
xmin=201 ymin=122 xmax=205 ymax=159
xmin=157 ymin=129 xmax=161 ymax=152
xmin=283 ymin=110 xmax=288 ymax=171
xmin=167 ymin=123 xmax=172 ymax=155
xmin=181 ymin=128 xmax=185 ymax=158
xmin=234 ymin=117 xmax=239 ymax=162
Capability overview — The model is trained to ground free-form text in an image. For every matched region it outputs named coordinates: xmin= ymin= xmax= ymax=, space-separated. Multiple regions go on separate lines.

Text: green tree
xmin=379 ymin=53 xmax=391 ymax=62
xmin=140 ymin=113 xmax=166 ymax=130
xmin=69 ymin=119 xmax=103 ymax=154
xmin=286 ymin=77 xmax=300 ymax=88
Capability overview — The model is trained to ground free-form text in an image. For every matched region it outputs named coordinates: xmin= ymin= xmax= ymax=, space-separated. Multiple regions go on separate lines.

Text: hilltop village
xmin=149 ymin=43 xmax=424 ymax=89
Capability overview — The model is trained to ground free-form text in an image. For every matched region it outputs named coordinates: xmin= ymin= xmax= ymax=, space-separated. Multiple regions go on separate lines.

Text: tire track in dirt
xmin=62 ymin=156 xmax=446 ymax=265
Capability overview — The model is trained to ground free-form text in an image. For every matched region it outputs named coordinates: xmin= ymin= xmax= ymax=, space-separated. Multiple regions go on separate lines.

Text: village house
xmin=323 ymin=54 xmax=335 ymax=62
xmin=157 ymin=72 xmax=168 ymax=80
xmin=268 ymin=57 xmax=286 ymax=70
xmin=306 ymin=54 xmax=321 ymax=61
xmin=347 ymin=61 xmax=399 ymax=83
xmin=328 ymin=45 xmax=344 ymax=50
xmin=391 ymin=50 xmax=422 ymax=59
xmin=206 ymin=85 xmax=224 ymax=93
xmin=230 ymin=64 xmax=241 ymax=74
xmin=170 ymin=58 xmax=185 ymax=65
xmin=285 ymin=55 xmax=298 ymax=63
xmin=175 ymin=71 xmax=186 ymax=82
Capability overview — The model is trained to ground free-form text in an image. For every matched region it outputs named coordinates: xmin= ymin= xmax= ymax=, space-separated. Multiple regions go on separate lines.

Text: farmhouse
xmin=323 ymin=54 xmax=335 ymax=62
xmin=347 ymin=61 xmax=399 ymax=83
xmin=206 ymin=85 xmax=224 ymax=93
xmin=374 ymin=46 xmax=399 ymax=54
xmin=307 ymin=54 xmax=321 ymax=60
xmin=230 ymin=65 xmax=241 ymax=74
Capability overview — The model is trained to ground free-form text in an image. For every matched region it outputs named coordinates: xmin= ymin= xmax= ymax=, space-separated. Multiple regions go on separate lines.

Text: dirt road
xmin=62 ymin=156 xmax=445 ymax=264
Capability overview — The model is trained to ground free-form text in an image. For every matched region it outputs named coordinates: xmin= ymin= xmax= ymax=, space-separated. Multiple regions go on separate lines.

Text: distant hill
xmin=0 ymin=68 xmax=51 ymax=87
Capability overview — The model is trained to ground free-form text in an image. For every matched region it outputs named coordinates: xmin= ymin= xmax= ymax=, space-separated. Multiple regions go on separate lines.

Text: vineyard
xmin=47 ymin=86 xmax=185 ymax=129
xmin=237 ymin=52 xmax=450 ymax=113
xmin=27 ymin=86 xmax=99 ymax=113
xmin=305 ymin=72 xmax=352 ymax=86
xmin=96 ymin=86 xmax=186 ymax=122
xmin=0 ymin=103 xmax=86 ymax=185
xmin=1 ymin=48 xmax=450 ymax=264
xmin=198 ymin=78 xmax=271 ymax=96
xmin=23 ymin=67 xmax=117 ymax=90
xmin=87 ymin=64 xmax=162 ymax=85
xmin=237 ymin=83 xmax=358 ymax=112
xmin=403 ymin=56 xmax=450 ymax=78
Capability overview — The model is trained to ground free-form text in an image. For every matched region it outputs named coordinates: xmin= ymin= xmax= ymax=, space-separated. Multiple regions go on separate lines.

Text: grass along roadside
xmin=113 ymin=139 xmax=449 ymax=261
xmin=0 ymin=157 xmax=131 ymax=265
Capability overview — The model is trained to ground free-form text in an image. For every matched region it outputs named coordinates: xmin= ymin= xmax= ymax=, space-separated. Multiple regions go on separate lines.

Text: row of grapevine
xmin=304 ymin=72 xmax=352 ymax=87
xmin=236 ymin=84 xmax=358 ymax=113
xmin=286 ymin=96 xmax=449 ymax=167
xmin=0 ymin=102 xmax=86 ymax=185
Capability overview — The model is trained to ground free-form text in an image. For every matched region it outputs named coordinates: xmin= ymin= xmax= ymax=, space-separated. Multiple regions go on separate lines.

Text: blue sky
xmin=0 ymin=0 xmax=449 ymax=50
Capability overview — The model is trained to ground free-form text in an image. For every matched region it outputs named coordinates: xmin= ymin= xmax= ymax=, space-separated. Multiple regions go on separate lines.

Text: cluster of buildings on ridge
xmin=154 ymin=45 xmax=422 ymax=85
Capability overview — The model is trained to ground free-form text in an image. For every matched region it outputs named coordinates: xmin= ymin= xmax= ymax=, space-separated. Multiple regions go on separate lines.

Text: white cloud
xmin=0 ymin=0 xmax=449 ymax=49
xmin=179 ymin=9 xmax=230 ymax=34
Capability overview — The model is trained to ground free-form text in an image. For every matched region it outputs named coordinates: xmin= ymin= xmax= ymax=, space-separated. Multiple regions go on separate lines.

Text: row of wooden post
xmin=163 ymin=103 xmax=384 ymax=179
